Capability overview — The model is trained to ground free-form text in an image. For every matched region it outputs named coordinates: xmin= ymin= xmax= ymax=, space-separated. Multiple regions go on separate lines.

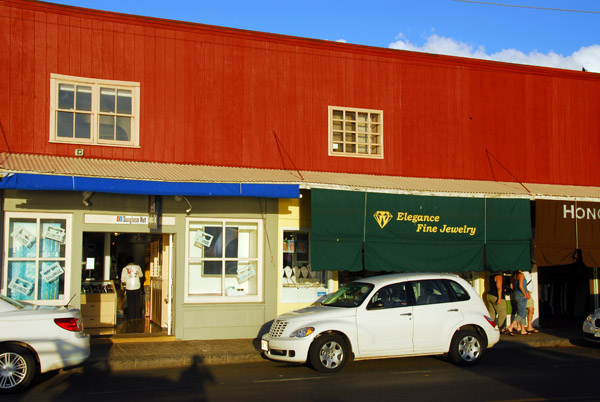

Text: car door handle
xmin=400 ymin=313 xmax=412 ymax=316
xmin=447 ymin=308 xmax=459 ymax=312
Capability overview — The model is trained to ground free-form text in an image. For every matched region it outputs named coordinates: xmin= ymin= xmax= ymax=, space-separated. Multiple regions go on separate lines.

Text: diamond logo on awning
xmin=374 ymin=211 xmax=393 ymax=229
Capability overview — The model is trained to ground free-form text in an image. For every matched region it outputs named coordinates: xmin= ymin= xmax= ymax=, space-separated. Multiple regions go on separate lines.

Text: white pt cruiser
xmin=262 ymin=273 xmax=500 ymax=372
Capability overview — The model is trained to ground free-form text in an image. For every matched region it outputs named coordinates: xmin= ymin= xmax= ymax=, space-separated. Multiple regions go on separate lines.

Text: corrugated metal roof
xmin=1 ymin=153 xmax=599 ymax=200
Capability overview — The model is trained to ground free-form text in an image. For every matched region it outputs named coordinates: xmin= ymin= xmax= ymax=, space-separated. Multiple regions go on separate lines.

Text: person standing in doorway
xmin=486 ymin=271 xmax=507 ymax=332
xmin=121 ymin=257 xmax=143 ymax=319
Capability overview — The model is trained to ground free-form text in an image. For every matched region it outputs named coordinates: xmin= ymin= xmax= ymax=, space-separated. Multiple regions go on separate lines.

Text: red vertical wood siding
xmin=2 ymin=0 xmax=600 ymax=187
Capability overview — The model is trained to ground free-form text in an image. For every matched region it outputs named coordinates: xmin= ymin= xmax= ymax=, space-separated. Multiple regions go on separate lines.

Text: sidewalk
xmin=84 ymin=326 xmax=585 ymax=372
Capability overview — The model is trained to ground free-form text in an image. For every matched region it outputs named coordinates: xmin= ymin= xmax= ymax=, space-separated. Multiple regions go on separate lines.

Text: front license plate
xmin=261 ymin=339 xmax=269 ymax=351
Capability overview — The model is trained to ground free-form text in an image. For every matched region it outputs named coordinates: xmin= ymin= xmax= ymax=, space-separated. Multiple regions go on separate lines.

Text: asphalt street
xmin=6 ymin=344 xmax=600 ymax=402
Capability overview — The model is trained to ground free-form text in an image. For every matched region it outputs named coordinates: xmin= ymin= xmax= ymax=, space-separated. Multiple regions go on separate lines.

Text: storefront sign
xmin=84 ymin=214 xmax=176 ymax=226
xmin=311 ymin=189 xmax=531 ymax=273
xmin=535 ymin=200 xmax=600 ymax=267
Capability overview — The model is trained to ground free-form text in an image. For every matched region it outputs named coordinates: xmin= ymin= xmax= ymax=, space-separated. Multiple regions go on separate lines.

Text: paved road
xmin=6 ymin=345 xmax=600 ymax=402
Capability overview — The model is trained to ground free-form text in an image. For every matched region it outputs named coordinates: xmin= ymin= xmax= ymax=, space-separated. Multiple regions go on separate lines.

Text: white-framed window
xmin=49 ymin=74 xmax=140 ymax=147
xmin=329 ymin=106 xmax=383 ymax=158
xmin=2 ymin=213 xmax=72 ymax=305
xmin=185 ymin=218 xmax=263 ymax=303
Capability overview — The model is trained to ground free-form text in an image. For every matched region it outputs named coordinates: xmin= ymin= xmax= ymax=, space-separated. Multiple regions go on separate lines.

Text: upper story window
xmin=50 ymin=74 xmax=140 ymax=147
xmin=329 ymin=106 xmax=383 ymax=158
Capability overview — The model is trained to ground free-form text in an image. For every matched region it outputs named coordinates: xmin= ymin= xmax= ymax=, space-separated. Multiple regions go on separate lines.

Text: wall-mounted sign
xmin=84 ymin=214 xmax=176 ymax=226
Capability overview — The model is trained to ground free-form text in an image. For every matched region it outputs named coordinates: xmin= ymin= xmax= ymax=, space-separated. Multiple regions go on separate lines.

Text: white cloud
xmin=389 ymin=34 xmax=600 ymax=73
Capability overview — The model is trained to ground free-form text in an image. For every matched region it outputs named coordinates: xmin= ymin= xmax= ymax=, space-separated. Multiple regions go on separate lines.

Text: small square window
xmin=329 ymin=106 xmax=383 ymax=158
xmin=50 ymin=74 xmax=140 ymax=148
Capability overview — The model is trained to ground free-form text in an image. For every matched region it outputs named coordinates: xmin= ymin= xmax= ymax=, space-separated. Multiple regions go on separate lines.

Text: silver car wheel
xmin=457 ymin=334 xmax=481 ymax=362
xmin=318 ymin=340 xmax=344 ymax=369
xmin=0 ymin=352 xmax=28 ymax=390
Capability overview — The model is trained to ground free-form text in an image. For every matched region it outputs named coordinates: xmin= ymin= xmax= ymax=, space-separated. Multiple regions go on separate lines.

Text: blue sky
xmin=49 ymin=0 xmax=600 ymax=72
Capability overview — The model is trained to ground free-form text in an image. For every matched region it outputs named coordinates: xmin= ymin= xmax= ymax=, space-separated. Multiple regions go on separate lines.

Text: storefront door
xmin=81 ymin=232 xmax=173 ymax=335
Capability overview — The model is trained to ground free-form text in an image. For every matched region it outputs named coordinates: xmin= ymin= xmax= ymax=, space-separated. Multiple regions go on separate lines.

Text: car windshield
xmin=320 ymin=282 xmax=374 ymax=308
xmin=0 ymin=294 xmax=25 ymax=310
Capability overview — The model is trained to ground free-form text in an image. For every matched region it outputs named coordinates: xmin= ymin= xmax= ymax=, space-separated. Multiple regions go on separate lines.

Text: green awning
xmin=364 ymin=193 xmax=484 ymax=272
xmin=485 ymin=198 xmax=532 ymax=270
xmin=310 ymin=189 xmax=531 ymax=273
xmin=310 ymin=189 xmax=366 ymax=271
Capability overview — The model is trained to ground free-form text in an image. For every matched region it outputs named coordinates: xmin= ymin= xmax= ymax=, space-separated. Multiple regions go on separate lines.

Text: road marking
xmin=253 ymin=377 xmax=327 ymax=383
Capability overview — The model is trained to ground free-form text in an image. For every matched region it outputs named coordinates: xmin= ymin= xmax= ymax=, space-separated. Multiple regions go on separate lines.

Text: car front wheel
xmin=308 ymin=333 xmax=348 ymax=373
xmin=0 ymin=345 xmax=36 ymax=394
xmin=449 ymin=329 xmax=484 ymax=366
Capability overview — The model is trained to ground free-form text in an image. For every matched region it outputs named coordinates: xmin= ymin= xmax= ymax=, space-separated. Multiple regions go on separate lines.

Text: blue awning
xmin=0 ymin=173 xmax=299 ymax=199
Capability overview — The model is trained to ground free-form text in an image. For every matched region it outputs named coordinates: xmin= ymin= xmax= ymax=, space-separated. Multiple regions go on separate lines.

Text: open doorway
xmin=81 ymin=232 xmax=172 ymax=335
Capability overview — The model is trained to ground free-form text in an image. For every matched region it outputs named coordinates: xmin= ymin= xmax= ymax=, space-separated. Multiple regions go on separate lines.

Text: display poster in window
xmin=11 ymin=227 xmax=36 ymax=248
xmin=237 ymin=264 xmax=256 ymax=284
xmin=40 ymin=262 xmax=65 ymax=283
xmin=8 ymin=276 xmax=34 ymax=296
xmin=193 ymin=230 xmax=214 ymax=248
xmin=42 ymin=225 xmax=66 ymax=243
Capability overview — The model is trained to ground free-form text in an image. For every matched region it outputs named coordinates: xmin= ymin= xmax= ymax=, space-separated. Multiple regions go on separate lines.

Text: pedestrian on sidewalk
xmin=523 ymin=270 xmax=539 ymax=333
xmin=506 ymin=269 xmax=530 ymax=336
xmin=486 ymin=270 xmax=507 ymax=332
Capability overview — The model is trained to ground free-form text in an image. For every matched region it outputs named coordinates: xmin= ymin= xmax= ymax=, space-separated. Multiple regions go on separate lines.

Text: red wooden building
xmin=1 ymin=0 xmax=599 ymax=338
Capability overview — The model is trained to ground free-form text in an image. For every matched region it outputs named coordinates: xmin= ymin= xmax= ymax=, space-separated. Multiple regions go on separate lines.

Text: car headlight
xmin=586 ymin=314 xmax=595 ymax=324
xmin=290 ymin=327 xmax=315 ymax=338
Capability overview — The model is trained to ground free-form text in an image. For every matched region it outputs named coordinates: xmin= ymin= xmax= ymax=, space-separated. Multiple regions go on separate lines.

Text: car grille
xmin=269 ymin=319 xmax=288 ymax=338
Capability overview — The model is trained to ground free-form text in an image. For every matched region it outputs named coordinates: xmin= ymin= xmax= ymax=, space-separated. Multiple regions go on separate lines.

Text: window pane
xmin=332 ymin=143 xmax=343 ymax=152
xmin=117 ymin=89 xmax=132 ymax=114
xmin=358 ymin=145 xmax=367 ymax=154
xmin=58 ymin=84 xmax=74 ymax=109
xmin=7 ymin=261 xmax=36 ymax=301
xmin=345 ymin=122 xmax=356 ymax=131
xmin=188 ymin=262 xmax=222 ymax=295
xmin=358 ymin=123 xmax=367 ymax=133
xmin=332 ymin=132 xmax=343 ymax=142
xmin=332 ymin=121 xmax=343 ymax=131
xmin=203 ymin=226 xmax=223 ymax=258
xmin=345 ymin=133 xmax=356 ymax=142
xmin=371 ymin=123 xmax=380 ymax=133
xmin=8 ymin=219 xmax=37 ymax=258
xmin=99 ymin=115 xmax=115 ymax=140
xmin=100 ymin=88 xmax=116 ymax=113
xmin=332 ymin=110 xmax=343 ymax=120
xmin=346 ymin=144 xmax=356 ymax=153
xmin=116 ymin=116 xmax=131 ymax=141
xmin=358 ymin=134 xmax=368 ymax=143
xmin=345 ymin=111 xmax=356 ymax=121
xmin=57 ymin=111 xmax=74 ymax=138
xmin=75 ymin=113 xmax=91 ymax=139
xmin=225 ymin=227 xmax=238 ymax=258
xmin=40 ymin=220 xmax=67 ymax=258
xmin=76 ymin=86 xmax=92 ymax=111
xmin=232 ymin=223 xmax=258 ymax=258
xmin=370 ymin=113 xmax=380 ymax=123
xmin=38 ymin=261 xmax=65 ymax=300
xmin=226 ymin=261 xmax=258 ymax=296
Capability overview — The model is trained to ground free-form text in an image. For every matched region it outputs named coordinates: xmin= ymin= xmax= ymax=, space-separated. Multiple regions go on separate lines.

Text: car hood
xmin=276 ymin=305 xmax=356 ymax=323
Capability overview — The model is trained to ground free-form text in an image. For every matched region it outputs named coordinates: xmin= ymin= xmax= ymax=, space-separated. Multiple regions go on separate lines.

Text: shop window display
xmin=281 ymin=231 xmax=329 ymax=303
xmin=4 ymin=214 xmax=70 ymax=303
xmin=186 ymin=219 xmax=262 ymax=302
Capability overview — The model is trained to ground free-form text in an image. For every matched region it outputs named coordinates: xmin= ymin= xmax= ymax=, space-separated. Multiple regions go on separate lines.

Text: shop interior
xmin=81 ymin=232 xmax=171 ymax=335
xmin=537 ymin=251 xmax=592 ymax=327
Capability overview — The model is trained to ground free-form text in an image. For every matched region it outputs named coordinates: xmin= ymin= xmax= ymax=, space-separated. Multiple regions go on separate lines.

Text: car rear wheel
xmin=449 ymin=329 xmax=483 ymax=366
xmin=0 ymin=345 xmax=36 ymax=393
xmin=308 ymin=333 xmax=348 ymax=373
